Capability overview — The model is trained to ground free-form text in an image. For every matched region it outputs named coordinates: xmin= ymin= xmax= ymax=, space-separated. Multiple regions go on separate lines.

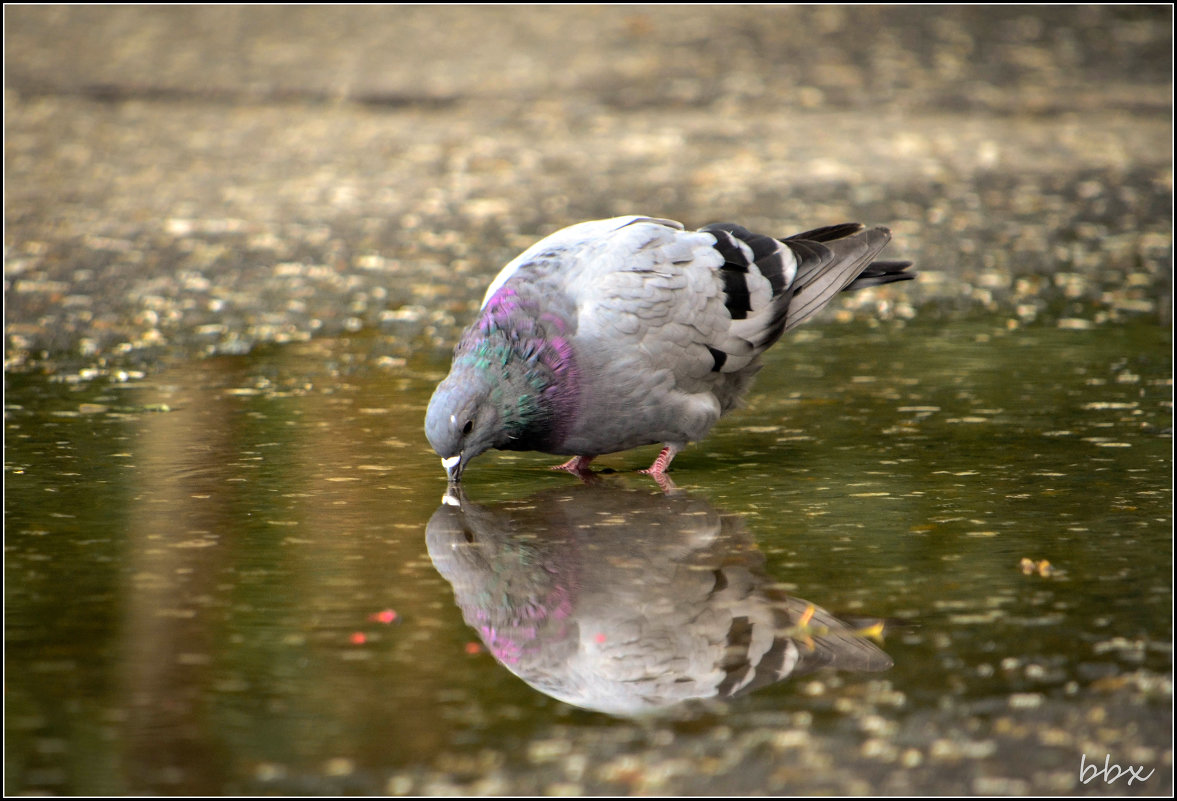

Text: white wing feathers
xmin=481 ymin=216 xmax=682 ymax=308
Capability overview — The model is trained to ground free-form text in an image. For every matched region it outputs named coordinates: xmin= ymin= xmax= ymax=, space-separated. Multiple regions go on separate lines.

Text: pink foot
xmin=551 ymin=455 xmax=596 ymax=477
xmin=646 ymin=469 xmax=679 ymax=494
xmin=639 ymin=445 xmax=682 ymax=491
xmin=639 ymin=445 xmax=679 ymax=477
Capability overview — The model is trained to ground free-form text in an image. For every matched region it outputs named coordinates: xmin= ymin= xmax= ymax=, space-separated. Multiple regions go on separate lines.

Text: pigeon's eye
xmin=462 ymin=419 xmax=474 ymax=436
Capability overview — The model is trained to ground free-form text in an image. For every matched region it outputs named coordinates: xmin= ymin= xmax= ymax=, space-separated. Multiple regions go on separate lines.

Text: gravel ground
xmin=4 ymin=5 xmax=1172 ymax=378
xmin=228 ymin=670 xmax=1172 ymax=796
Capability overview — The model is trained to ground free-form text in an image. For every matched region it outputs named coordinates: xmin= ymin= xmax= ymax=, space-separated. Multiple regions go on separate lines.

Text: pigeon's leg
xmin=640 ymin=444 xmax=679 ymax=476
xmin=552 ymin=455 xmax=596 ymax=476
xmin=648 ymin=470 xmax=679 ymax=494
xmin=640 ymin=445 xmax=681 ymax=493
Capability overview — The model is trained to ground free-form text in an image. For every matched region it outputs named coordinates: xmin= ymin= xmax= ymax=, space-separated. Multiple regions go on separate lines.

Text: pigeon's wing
xmin=480 ymin=216 xmax=683 ymax=309
xmin=559 ymin=220 xmax=769 ymax=385
xmin=483 ymin=217 xmax=901 ymax=387
xmin=561 ymin=220 xmax=878 ymax=384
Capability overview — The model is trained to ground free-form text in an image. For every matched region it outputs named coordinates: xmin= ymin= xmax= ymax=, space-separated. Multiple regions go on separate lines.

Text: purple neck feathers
xmin=464 ymin=287 xmax=581 ymax=450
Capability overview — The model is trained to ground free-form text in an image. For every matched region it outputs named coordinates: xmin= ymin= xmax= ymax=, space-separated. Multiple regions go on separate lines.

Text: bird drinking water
xmin=425 ymin=215 xmax=914 ymax=484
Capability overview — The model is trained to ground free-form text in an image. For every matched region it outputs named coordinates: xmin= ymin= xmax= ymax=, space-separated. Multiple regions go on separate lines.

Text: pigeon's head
xmin=425 ymin=368 xmax=503 ymax=483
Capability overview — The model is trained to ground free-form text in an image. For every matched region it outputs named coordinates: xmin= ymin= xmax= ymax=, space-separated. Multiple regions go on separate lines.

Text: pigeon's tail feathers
xmin=781 ymin=597 xmax=894 ymax=676
xmin=844 ymin=259 xmax=916 ymax=291
xmin=782 ymin=224 xmax=907 ymax=333
xmin=785 ymin=222 xmax=868 ymax=244
xmin=713 ymin=594 xmax=892 ymax=700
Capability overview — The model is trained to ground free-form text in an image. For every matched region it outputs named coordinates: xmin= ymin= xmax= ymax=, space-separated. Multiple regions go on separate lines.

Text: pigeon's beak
xmin=441 ymin=483 xmax=464 ymax=508
xmin=441 ymin=453 xmax=464 ymax=484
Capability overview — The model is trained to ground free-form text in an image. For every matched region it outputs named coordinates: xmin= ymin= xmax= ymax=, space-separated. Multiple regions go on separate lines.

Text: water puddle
xmin=5 ymin=316 xmax=1171 ymax=794
xmin=428 ymin=484 xmax=893 ymax=717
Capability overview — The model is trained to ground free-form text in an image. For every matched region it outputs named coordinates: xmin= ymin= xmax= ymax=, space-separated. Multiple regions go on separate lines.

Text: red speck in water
xmin=464 ymin=642 xmax=482 ymax=654
xmin=350 ymin=632 xmax=367 ymax=645
xmin=595 ymin=633 xmax=607 ymax=644
xmin=369 ymin=609 xmax=398 ymax=624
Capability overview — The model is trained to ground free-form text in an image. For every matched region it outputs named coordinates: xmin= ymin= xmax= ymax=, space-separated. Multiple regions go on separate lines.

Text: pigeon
xmin=425 ymin=215 xmax=913 ymax=483
xmin=426 ymin=483 xmax=892 ymax=716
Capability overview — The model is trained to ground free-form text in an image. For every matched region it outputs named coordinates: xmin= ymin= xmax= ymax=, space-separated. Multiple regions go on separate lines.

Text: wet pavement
xmin=5 ymin=5 xmax=1173 ymax=796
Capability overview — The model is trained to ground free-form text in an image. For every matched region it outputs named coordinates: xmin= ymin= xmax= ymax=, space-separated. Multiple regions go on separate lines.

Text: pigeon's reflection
xmin=426 ymin=483 xmax=892 ymax=717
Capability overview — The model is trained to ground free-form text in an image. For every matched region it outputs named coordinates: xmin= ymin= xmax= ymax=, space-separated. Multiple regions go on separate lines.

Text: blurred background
xmin=5 ymin=5 xmax=1173 ymax=796
xmin=5 ymin=4 xmax=1171 ymax=370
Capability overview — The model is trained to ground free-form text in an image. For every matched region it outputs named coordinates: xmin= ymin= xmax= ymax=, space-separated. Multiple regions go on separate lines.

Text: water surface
xmin=5 ymin=315 xmax=1171 ymax=794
